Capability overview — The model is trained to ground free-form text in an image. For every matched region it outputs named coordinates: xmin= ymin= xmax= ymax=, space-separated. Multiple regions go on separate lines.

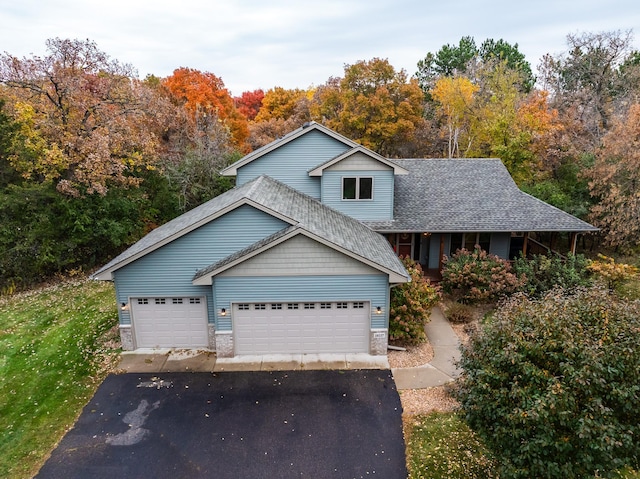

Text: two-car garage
xmin=130 ymin=297 xmax=370 ymax=355
xmin=233 ymin=301 xmax=370 ymax=355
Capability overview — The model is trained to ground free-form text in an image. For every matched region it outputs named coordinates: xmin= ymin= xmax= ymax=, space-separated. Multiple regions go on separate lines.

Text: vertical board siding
xmin=236 ymin=130 xmax=349 ymax=199
xmin=113 ymin=204 xmax=288 ymax=325
xmin=321 ymin=170 xmax=394 ymax=221
xmin=213 ymin=275 xmax=389 ymax=330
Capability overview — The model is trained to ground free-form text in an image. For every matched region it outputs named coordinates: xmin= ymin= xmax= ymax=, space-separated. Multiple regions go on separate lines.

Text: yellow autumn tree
xmin=430 ymin=76 xmax=478 ymax=157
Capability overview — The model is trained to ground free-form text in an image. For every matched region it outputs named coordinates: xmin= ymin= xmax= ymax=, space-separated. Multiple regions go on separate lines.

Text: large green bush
xmin=389 ymin=257 xmax=440 ymax=344
xmin=454 ymin=287 xmax=640 ymax=478
xmin=441 ymin=247 xmax=522 ymax=304
xmin=513 ymin=253 xmax=592 ymax=297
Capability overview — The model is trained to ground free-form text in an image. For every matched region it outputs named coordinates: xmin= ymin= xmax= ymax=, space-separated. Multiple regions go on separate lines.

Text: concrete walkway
xmin=391 ymin=306 xmax=462 ymax=390
xmin=116 ymin=306 xmax=462 ymax=390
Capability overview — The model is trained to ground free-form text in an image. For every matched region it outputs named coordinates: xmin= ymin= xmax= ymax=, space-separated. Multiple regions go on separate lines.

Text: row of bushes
xmin=442 ymin=248 xmax=638 ymax=304
xmin=389 ymin=250 xmax=638 ymax=344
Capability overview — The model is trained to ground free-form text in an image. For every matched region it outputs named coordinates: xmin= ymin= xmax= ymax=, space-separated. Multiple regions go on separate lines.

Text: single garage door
xmin=233 ymin=301 xmax=370 ymax=355
xmin=132 ymin=297 xmax=208 ymax=348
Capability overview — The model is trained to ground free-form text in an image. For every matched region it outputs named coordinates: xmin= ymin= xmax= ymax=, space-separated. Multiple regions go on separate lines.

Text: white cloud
xmin=0 ymin=0 xmax=638 ymax=94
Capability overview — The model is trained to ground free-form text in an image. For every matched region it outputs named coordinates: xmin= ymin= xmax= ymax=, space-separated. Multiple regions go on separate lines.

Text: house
xmin=92 ymin=122 xmax=596 ymax=356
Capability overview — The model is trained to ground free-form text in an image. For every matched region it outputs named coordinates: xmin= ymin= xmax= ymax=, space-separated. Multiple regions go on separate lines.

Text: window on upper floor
xmin=342 ymin=177 xmax=373 ymax=200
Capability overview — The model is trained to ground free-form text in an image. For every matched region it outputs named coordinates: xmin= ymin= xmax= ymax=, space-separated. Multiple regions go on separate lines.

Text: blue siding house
xmin=92 ymin=122 xmax=596 ymax=357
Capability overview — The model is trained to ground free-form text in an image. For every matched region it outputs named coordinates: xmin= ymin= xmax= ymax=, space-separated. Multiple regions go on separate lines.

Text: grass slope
xmin=0 ymin=278 xmax=119 ymax=478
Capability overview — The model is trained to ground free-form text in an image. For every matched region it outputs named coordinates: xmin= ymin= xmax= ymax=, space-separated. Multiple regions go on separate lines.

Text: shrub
xmin=513 ymin=253 xmax=592 ymax=297
xmin=588 ymin=254 xmax=639 ymax=293
xmin=445 ymin=302 xmax=475 ymax=324
xmin=453 ymin=286 xmax=640 ymax=479
xmin=441 ymin=247 xmax=522 ymax=304
xmin=389 ymin=257 xmax=440 ymax=345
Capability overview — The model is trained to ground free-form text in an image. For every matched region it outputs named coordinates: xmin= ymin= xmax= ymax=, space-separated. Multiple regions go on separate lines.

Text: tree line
xmin=1 ymin=31 xmax=639 ymax=290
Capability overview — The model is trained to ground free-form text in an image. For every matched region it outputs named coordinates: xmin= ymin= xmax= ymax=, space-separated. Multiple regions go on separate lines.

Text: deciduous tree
xmin=310 ymin=58 xmax=425 ymax=157
xmin=0 ymin=38 xmax=164 ymax=196
xmin=587 ymin=103 xmax=640 ymax=251
xmin=430 ymin=76 xmax=478 ymax=157
xmin=234 ymin=89 xmax=264 ymax=121
xmin=163 ymin=67 xmax=249 ymax=151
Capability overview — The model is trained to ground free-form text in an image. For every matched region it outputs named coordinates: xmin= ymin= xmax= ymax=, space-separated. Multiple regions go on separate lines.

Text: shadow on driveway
xmin=36 ymin=370 xmax=407 ymax=478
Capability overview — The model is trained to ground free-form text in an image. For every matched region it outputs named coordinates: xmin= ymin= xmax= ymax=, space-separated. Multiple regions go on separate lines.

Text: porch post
xmin=570 ymin=232 xmax=578 ymax=255
xmin=522 ymin=233 xmax=529 ymax=257
xmin=438 ymin=234 xmax=445 ymax=271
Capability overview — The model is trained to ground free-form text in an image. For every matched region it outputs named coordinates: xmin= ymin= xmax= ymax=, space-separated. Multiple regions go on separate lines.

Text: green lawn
xmin=404 ymin=412 xmax=498 ymax=479
xmin=0 ymin=278 xmax=120 ymax=478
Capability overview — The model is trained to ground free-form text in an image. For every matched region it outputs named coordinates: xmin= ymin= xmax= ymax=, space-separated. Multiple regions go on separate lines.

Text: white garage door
xmin=132 ymin=297 xmax=208 ymax=348
xmin=233 ymin=301 xmax=370 ymax=355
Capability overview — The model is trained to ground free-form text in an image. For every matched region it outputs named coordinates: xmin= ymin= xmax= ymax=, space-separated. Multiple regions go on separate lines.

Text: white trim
xmin=221 ymin=122 xmax=362 ymax=176
xmin=341 ymin=176 xmax=374 ymax=201
xmin=309 ymin=146 xmax=408 ymax=176
xmin=91 ymin=198 xmax=298 ymax=280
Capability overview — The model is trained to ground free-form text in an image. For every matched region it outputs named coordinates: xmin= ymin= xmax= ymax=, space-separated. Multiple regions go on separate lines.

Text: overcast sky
xmin=1 ymin=0 xmax=639 ymax=95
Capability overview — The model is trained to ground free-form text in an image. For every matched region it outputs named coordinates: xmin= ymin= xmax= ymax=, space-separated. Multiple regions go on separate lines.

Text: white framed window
xmin=336 ymin=302 xmax=348 ymax=309
xmin=287 ymin=303 xmax=299 ymax=310
xmin=304 ymin=303 xmax=315 ymax=310
xmin=189 ymin=298 xmax=201 ymax=304
xmin=238 ymin=303 xmax=250 ymax=310
xmin=172 ymin=298 xmax=183 ymax=304
xmin=320 ymin=302 xmax=332 ymax=309
xmin=271 ymin=303 xmax=282 ymax=310
xmin=137 ymin=298 xmax=148 ymax=305
xmin=342 ymin=177 xmax=373 ymax=200
xmin=155 ymin=298 xmax=166 ymax=305
xmin=353 ymin=302 xmax=365 ymax=309
xmin=255 ymin=304 xmax=266 ymax=310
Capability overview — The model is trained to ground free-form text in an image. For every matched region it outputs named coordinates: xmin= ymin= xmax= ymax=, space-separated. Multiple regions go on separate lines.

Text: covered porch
xmin=383 ymin=230 xmax=587 ymax=279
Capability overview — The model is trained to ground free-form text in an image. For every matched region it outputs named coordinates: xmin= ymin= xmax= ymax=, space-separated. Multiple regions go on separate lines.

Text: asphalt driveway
xmin=36 ymin=370 xmax=407 ymax=478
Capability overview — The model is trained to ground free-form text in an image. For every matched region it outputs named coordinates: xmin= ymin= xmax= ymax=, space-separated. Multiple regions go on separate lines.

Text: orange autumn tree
xmin=163 ymin=67 xmax=249 ymax=152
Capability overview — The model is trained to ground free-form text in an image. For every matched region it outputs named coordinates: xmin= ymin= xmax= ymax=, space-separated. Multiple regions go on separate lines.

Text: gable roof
xmin=220 ymin=121 xmax=362 ymax=176
xmin=307 ymin=146 xmax=408 ymax=176
xmin=362 ymin=159 xmax=598 ymax=233
xmin=92 ymin=175 xmax=409 ymax=283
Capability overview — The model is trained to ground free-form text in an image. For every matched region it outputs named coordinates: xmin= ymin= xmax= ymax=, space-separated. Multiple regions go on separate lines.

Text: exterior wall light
xmin=220 ymin=308 xmax=227 ymax=316
xmin=376 ymin=306 xmax=382 ymax=314
xmin=121 ymin=302 xmax=129 ymax=311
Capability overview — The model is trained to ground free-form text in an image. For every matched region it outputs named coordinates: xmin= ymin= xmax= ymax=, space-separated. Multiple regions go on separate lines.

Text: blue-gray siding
xmin=212 ymin=274 xmax=390 ymax=330
xmin=114 ymin=205 xmax=288 ymax=325
xmin=321 ymin=170 xmax=394 ymax=221
xmin=236 ymin=130 xmax=350 ymax=199
xmin=489 ymin=232 xmax=511 ymax=258
xmin=427 ymin=232 xmax=511 ymax=269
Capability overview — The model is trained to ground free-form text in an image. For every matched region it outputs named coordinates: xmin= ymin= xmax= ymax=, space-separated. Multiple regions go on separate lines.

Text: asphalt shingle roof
xmin=363 ymin=159 xmax=598 ymax=233
xmin=93 ymin=175 xmax=409 ymax=281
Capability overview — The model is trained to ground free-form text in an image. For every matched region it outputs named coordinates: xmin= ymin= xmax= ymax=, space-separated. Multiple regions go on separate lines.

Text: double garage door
xmin=132 ymin=297 xmax=208 ymax=349
xmin=233 ymin=301 xmax=370 ymax=355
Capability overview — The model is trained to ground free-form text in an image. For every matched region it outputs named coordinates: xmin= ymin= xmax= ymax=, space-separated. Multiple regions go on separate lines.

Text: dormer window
xmin=342 ymin=177 xmax=373 ymax=200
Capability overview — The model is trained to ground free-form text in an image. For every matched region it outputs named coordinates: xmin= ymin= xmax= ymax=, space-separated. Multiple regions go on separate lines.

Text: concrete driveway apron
xmin=36 ymin=370 xmax=407 ymax=479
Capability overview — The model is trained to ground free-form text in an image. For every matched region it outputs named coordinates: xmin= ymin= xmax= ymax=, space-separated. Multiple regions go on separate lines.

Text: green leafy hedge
xmin=454 ymin=287 xmax=640 ymax=478
xmin=389 ymin=257 xmax=440 ymax=344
